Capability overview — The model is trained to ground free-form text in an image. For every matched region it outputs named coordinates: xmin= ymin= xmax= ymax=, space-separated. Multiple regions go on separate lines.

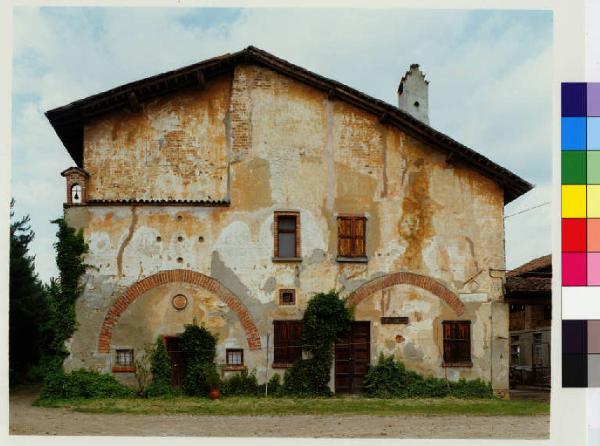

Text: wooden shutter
xmin=273 ymin=321 xmax=288 ymax=364
xmin=338 ymin=216 xmax=366 ymax=258
xmin=273 ymin=320 xmax=302 ymax=365
xmin=352 ymin=217 xmax=366 ymax=257
xmin=443 ymin=321 xmax=471 ymax=364
xmin=338 ymin=217 xmax=354 ymax=257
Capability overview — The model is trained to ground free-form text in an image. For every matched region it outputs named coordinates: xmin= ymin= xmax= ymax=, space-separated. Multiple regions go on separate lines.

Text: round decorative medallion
xmin=172 ymin=294 xmax=188 ymax=311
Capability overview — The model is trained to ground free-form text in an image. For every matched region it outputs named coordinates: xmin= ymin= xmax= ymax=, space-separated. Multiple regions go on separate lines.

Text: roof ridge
xmin=45 ymin=45 xmax=533 ymax=203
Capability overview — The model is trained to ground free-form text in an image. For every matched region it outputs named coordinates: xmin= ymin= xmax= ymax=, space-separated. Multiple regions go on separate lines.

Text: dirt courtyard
xmin=9 ymin=387 xmax=549 ymax=439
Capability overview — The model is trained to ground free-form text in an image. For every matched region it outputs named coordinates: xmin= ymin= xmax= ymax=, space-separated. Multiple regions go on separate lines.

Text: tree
xmin=9 ymin=199 xmax=48 ymax=385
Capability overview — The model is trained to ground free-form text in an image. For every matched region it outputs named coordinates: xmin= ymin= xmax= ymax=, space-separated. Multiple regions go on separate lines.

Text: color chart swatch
xmin=562 ymin=83 xmax=600 ymax=286
xmin=562 ymin=320 xmax=600 ymax=387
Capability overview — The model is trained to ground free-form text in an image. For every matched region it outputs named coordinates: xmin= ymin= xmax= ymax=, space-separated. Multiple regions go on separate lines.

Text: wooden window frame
xmin=112 ymin=348 xmax=135 ymax=373
xmin=273 ymin=211 xmax=301 ymax=262
xmin=442 ymin=321 xmax=472 ymax=367
xmin=272 ymin=320 xmax=303 ymax=368
xmin=224 ymin=348 xmax=245 ymax=371
xmin=336 ymin=215 xmax=367 ymax=262
xmin=279 ymin=289 xmax=296 ymax=306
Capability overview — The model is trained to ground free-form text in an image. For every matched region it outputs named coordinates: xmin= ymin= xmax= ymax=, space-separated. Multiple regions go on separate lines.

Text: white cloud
xmin=11 ymin=7 xmax=552 ymax=281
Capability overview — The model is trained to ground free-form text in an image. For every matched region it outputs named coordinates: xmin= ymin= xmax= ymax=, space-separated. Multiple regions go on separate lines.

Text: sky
xmin=11 ymin=7 xmax=553 ymax=283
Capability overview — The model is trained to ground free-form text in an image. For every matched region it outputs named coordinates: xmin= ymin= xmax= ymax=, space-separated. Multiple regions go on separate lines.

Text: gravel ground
xmin=9 ymin=387 xmax=549 ymax=439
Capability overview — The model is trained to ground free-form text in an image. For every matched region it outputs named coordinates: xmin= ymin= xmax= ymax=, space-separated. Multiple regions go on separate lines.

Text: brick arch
xmin=97 ymin=269 xmax=261 ymax=353
xmin=346 ymin=272 xmax=465 ymax=316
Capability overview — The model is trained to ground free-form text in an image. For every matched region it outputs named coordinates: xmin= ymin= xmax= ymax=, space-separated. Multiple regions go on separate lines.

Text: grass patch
xmin=35 ymin=396 xmax=549 ymax=417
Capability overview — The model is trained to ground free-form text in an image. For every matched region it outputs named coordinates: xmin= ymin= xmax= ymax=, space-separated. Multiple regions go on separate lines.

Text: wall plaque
xmin=381 ymin=316 xmax=409 ymax=324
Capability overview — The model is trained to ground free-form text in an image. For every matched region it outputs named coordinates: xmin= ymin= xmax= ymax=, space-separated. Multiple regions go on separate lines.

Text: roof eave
xmin=45 ymin=45 xmax=533 ymax=204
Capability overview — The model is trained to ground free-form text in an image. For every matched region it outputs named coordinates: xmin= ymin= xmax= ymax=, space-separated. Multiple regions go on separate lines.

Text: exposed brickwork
xmin=346 ymin=272 xmax=465 ymax=316
xmin=97 ymin=269 xmax=262 ymax=353
xmin=230 ymin=66 xmax=250 ymax=159
xmin=61 ymin=166 xmax=89 ymax=205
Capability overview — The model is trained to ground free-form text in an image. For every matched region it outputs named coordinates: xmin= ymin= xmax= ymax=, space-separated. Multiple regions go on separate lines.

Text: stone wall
xmin=64 ymin=64 xmax=509 ymax=395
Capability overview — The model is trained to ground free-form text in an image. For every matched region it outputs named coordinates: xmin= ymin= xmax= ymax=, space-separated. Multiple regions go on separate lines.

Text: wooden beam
xmin=127 ymin=91 xmax=141 ymax=113
xmin=379 ymin=113 xmax=389 ymax=124
xmin=195 ymin=70 xmax=206 ymax=90
xmin=327 ymin=88 xmax=337 ymax=101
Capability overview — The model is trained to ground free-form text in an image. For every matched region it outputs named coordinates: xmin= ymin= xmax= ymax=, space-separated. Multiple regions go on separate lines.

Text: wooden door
xmin=335 ymin=321 xmax=370 ymax=394
xmin=164 ymin=336 xmax=185 ymax=388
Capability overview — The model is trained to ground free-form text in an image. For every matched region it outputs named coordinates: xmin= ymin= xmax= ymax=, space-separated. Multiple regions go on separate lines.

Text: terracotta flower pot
xmin=208 ymin=388 xmax=221 ymax=400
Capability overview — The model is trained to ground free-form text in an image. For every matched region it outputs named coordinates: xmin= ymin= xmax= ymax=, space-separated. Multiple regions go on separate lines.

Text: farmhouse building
xmin=506 ymin=255 xmax=552 ymax=388
xmin=46 ymin=46 xmax=532 ymax=397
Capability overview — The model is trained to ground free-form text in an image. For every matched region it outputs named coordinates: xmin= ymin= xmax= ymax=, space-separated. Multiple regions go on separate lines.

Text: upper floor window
xmin=71 ymin=184 xmax=82 ymax=204
xmin=442 ymin=321 xmax=472 ymax=366
xmin=273 ymin=212 xmax=301 ymax=261
xmin=279 ymin=289 xmax=296 ymax=305
xmin=337 ymin=216 xmax=366 ymax=261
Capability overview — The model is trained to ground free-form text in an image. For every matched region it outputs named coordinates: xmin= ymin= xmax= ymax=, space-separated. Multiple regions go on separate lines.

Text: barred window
xmin=226 ymin=349 xmax=244 ymax=366
xmin=116 ymin=349 xmax=134 ymax=367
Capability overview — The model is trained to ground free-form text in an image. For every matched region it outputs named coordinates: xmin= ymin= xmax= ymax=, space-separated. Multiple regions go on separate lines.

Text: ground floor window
xmin=115 ymin=349 xmax=134 ymax=367
xmin=226 ymin=349 xmax=244 ymax=366
xmin=511 ymin=336 xmax=521 ymax=366
xmin=442 ymin=321 xmax=471 ymax=365
xmin=273 ymin=320 xmax=302 ymax=366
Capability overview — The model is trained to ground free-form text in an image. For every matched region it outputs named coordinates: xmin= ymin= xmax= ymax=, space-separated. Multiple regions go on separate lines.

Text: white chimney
xmin=397 ymin=64 xmax=429 ymax=125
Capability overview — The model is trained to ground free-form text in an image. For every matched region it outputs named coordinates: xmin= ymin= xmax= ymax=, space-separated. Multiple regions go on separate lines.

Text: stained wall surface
xmin=64 ymin=64 xmax=509 ymax=396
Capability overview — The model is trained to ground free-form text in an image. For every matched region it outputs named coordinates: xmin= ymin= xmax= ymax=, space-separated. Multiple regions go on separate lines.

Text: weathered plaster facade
xmin=50 ymin=49 xmax=531 ymax=397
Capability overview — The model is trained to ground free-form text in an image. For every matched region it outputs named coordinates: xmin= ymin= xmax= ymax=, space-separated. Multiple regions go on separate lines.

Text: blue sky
xmin=11 ymin=7 xmax=553 ymax=282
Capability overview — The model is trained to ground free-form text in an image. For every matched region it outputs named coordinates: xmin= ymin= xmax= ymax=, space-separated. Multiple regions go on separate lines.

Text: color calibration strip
xmin=562 ymin=83 xmax=600 ymax=286
xmin=562 ymin=320 xmax=600 ymax=387
xmin=562 ymin=83 xmax=600 ymax=387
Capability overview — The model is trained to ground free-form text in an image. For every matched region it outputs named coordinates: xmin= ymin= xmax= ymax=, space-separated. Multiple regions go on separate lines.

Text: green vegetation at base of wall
xmin=36 ymin=218 xmax=89 ymax=380
xmin=364 ymin=354 xmax=493 ymax=399
xmin=36 ymin=396 xmax=549 ymax=417
xmin=39 ymin=369 xmax=134 ymax=400
xmin=144 ymin=337 xmax=173 ymax=397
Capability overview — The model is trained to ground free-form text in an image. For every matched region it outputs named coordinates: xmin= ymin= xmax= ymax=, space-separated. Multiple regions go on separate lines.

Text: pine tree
xmin=9 ymin=199 xmax=48 ymax=385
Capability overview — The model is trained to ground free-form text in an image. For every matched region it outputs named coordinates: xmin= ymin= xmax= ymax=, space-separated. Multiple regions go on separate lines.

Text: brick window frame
xmin=442 ymin=321 xmax=472 ymax=367
xmin=112 ymin=348 xmax=135 ymax=373
xmin=273 ymin=211 xmax=301 ymax=262
xmin=272 ymin=320 xmax=302 ymax=368
xmin=279 ymin=289 xmax=296 ymax=305
xmin=336 ymin=215 xmax=367 ymax=262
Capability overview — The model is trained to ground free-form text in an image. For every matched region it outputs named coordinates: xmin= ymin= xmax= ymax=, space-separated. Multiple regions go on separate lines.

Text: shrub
xmin=179 ymin=321 xmax=219 ymax=397
xmin=179 ymin=321 xmax=216 ymax=365
xmin=39 ymin=369 xmax=134 ymax=400
xmin=149 ymin=337 xmax=171 ymax=384
xmin=283 ymin=359 xmax=326 ymax=396
xmin=266 ymin=373 xmax=283 ymax=396
xmin=145 ymin=380 xmax=173 ymax=398
xmin=184 ymin=362 xmax=220 ymax=396
xmin=144 ymin=337 xmax=172 ymax=397
xmin=363 ymin=354 xmax=493 ymax=399
xmin=284 ymin=291 xmax=351 ymax=396
xmin=222 ymin=368 xmax=260 ymax=396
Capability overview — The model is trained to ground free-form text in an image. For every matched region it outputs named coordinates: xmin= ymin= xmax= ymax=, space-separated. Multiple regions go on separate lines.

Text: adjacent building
xmin=506 ymin=255 xmax=552 ymax=387
xmin=46 ymin=46 xmax=532 ymax=397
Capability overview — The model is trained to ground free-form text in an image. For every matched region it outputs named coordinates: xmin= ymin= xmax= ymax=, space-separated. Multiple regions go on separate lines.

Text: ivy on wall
xmin=283 ymin=291 xmax=352 ymax=396
xmin=39 ymin=218 xmax=89 ymax=375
